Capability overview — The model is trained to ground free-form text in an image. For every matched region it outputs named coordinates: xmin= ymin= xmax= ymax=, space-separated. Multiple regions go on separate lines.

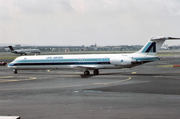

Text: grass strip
xmin=156 ymin=65 xmax=173 ymax=68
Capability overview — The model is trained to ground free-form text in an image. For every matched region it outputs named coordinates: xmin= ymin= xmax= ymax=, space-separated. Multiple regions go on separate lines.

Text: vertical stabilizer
xmin=136 ymin=37 xmax=180 ymax=55
xmin=8 ymin=46 xmax=14 ymax=51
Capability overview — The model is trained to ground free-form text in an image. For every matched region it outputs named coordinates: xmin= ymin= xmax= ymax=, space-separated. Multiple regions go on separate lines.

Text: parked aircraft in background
xmin=161 ymin=46 xmax=169 ymax=50
xmin=0 ymin=61 xmax=6 ymax=66
xmin=8 ymin=46 xmax=41 ymax=55
xmin=8 ymin=37 xmax=180 ymax=75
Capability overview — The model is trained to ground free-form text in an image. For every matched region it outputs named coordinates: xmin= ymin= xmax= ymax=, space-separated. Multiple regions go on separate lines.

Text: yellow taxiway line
xmin=0 ymin=76 xmax=36 ymax=83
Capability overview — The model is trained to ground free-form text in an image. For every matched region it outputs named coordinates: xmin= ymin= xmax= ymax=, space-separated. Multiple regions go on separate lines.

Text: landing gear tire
xmin=13 ymin=69 xmax=17 ymax=74
xmin=84 ymin=70 xmax=90 ymax=76
xmin=93 ymin=69 xmax=99 ymax=75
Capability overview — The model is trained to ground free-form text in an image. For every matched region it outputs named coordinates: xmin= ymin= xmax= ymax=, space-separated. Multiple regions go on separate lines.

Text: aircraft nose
xmin=8 ymin=63 xmax=14 ymax=67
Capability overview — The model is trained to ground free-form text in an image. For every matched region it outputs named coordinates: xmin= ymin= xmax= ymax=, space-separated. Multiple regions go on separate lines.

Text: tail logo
xmin=142 ymin=42 xmax=156 ymax=53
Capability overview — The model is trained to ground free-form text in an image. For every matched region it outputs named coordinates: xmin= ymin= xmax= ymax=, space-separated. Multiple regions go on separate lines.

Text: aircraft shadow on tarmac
xmin=80 ymin=72 xmax=169 ymax=78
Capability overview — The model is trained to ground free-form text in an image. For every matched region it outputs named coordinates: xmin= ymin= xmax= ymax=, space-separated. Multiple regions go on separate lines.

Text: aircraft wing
xmin=70 ymin=65 xmax=97 ymax=70
xmin=17 ymin=51 xmax=27 ymax=54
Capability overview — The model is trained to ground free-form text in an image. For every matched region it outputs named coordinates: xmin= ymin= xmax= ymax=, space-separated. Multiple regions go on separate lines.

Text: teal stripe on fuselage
xmin=15 ymin=58 xmax=110 ymax=63
xmin=133 ymin=57 xmax=159 ymax=62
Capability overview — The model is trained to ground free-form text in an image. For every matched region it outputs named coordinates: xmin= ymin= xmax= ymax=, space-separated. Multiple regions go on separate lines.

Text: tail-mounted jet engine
xmin=110 ymin=57 xmax=137 ymax=65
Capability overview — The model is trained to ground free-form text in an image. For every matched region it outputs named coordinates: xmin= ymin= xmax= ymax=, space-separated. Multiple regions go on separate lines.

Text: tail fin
xmin=137 ymin=37 xmax=180 ymax=55
xmin=8 ymin=46 xmax=14 ymax=51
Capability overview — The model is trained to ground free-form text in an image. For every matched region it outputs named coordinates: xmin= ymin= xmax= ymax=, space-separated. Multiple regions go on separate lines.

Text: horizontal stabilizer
xmin=151 ymin=37 xmax=180 ymax=41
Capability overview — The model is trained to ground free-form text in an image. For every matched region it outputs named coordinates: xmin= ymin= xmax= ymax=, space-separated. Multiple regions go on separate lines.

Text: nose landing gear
xmin=13 ymin=69 xmax=17 ymax=74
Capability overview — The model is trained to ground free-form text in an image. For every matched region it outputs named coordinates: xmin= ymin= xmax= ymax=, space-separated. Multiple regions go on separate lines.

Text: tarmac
xmin=0 ymin=54 xmax=180 ymax=119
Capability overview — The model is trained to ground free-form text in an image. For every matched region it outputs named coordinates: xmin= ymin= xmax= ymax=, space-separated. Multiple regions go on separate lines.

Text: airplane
xmin=8 ymin=37 xmax=180 ymax=75
xmin=8 ymin=46 xmax=41 ymax=55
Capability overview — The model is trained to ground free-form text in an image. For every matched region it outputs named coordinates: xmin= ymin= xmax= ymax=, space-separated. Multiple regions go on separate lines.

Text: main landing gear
xmin=83 ymin=69 xmax=99 ymax=76
xmin=84 ymin=70 xmax=90 ymax=76
xmin=93 ymin=69 xmax=99 ymax=75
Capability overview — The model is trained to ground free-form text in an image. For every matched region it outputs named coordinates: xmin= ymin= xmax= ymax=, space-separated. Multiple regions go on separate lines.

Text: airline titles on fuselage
xmin=46 ymin=57 xmax=63 ymax=59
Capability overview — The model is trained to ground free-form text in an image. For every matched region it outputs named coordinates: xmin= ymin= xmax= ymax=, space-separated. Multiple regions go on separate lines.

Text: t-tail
xmin=136 ymin=37 xmax=180 ymax=55
xmin=8 ymin=46 xmax=14 ymax=51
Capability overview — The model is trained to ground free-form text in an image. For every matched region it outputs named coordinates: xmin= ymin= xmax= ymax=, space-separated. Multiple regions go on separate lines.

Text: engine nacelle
xmin=110 ymin=57 xmax=137 ymax=65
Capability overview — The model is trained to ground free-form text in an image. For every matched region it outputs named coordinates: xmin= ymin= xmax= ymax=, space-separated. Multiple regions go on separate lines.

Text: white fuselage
xmin=7 ymin=36 xmax=180 ymax=75
xmin=8 ymin=52 xmax=159 ymax=70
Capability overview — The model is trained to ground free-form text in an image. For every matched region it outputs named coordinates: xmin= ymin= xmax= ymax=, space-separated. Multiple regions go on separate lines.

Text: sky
xmin=1 ymin=0 xmax=180 ymax=46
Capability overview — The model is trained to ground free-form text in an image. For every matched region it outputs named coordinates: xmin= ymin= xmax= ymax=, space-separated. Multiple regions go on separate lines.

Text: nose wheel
xmin=13 ymin=69 xmax=17 ymax=74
